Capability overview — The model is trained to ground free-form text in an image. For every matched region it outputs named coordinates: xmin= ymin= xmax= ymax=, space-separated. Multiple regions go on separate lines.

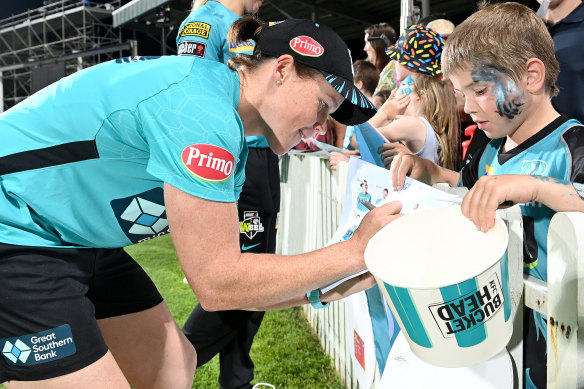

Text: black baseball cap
xmin=255 ymin=19 xmax=377 ymax=126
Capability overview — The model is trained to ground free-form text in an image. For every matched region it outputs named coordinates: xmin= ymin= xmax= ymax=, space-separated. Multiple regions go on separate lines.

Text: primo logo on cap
xmin=1 ymin=325 xmax=76 ymax=366
xmin=290 ymin=36 xmax=324 ymax=57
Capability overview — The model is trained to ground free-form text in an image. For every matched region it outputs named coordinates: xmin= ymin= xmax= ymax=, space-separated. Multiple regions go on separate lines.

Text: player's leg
xmin=4 ymin=352 xmax=128 ymax=389
xmin=98 ymin=302 xmax=196 ymax=388
xmin=0 ymin=244 xmax=128 ymax=388
xmin=218 ymin=311 xmax=265 ymax=389
xmin=183 ymin=304 xmax=249 ymax=367
xmin=89 ymin=247 xmax=196 ymax=388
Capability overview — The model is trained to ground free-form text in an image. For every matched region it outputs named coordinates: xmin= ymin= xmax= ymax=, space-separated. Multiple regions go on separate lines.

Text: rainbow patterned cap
xmin=385 ymin=25 xmax=444 ymax=77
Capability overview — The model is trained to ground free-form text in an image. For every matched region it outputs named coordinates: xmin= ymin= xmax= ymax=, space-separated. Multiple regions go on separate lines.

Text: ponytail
xmin=228 ymin=16 xmax=263 ymax=45
xmin=227 ymin=16 xmax=264 ymax=71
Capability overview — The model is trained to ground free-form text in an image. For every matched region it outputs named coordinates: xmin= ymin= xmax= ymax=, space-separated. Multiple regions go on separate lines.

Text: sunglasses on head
xmin=366 ymin=34 xmax=391 ymax=47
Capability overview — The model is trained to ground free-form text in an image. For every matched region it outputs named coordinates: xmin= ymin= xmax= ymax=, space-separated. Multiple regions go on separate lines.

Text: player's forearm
xmin=191 ymin=240 xmax=365 ymax=311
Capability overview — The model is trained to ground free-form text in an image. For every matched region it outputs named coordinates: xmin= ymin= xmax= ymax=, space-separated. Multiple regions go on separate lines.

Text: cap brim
xmin=321 ymin=71 xmax=377 ymax=126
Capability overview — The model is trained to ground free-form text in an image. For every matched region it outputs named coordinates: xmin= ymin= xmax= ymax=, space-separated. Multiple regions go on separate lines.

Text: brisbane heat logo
xmin=181 ymin=144 xmax=235 ymax=183
xmin=289 ymin=36 xmax=324 ymax=57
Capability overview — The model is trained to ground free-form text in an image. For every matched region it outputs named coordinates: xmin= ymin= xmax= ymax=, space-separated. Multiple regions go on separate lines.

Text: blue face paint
xmin=471 ymin=65 xmax=525 ymax=119
xmin=398 ymin=75 xmax=414 ymax=96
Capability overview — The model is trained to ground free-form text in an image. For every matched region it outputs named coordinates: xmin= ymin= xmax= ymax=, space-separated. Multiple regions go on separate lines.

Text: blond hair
xmin=443 ymin=2 xmax=559 ymax=97
xmin=192 ymin=0 xmax=209 ymax=12
xmin=412 ymin=73 xmax=460 ymax=170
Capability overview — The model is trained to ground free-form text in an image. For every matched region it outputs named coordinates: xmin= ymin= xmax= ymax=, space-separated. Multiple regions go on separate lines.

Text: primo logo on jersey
xmin=181 ymin=144 xmax=235 ymax=183
xmin=110 ymin=188 xmax=170 ymax=244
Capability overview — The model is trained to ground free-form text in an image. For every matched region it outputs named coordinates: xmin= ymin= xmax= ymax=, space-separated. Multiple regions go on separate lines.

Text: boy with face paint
xmin=390 ymin=3 xmax=584 ymax=388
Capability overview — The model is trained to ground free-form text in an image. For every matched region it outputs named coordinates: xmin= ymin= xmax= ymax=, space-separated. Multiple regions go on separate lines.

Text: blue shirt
xmin=176 ymin=1 xmax=268 ymax=148
xmin=548 ymin=2 xmax=584 ymax=124
xmin=0 ymin=56 xmax=247 ymax=248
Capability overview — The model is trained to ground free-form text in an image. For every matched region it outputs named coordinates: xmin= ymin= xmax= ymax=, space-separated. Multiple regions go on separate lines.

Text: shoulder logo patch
xmin=178 ymin=41 xmax=207 ymax=57
xmin=181 ymin=144 xmax=235 ymax=182
xmin=179 ymin=22 xmax=211 ymax=39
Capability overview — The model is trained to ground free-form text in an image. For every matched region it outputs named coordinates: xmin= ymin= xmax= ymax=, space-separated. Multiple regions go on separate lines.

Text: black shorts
xmin=0 ymin=243 xmax=163 ymax=382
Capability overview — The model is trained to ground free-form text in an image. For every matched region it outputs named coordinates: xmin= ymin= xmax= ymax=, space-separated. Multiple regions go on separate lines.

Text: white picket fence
xmin=276 ymin=153 xmax=584 ymax=388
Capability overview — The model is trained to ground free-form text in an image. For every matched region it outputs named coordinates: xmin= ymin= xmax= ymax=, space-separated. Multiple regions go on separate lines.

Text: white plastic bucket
xmin=365 ymin=205 xmax=511 ymax=367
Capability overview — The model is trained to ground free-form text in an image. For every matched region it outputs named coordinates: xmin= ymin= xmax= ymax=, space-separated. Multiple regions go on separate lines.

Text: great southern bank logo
xmin=110 ymin=188 xmax=170 ymax=244
xmin=1 ymin=325 xmax=76 ymax=366
xmin=3 ymin=339 xmax=31 ymax=363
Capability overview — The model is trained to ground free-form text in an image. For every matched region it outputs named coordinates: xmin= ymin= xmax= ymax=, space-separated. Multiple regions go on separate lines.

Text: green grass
xmin=127 ymin=235 xmax=344 ymax=389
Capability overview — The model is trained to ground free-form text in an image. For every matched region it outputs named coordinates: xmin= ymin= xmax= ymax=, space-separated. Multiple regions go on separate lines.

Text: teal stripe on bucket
xmin=384 ymin=284 xmax=432 ymax=348
xmin=500 ymin=252 xmax=511 ymax=321
xmin=440 ymin=279 xmax=487 ymax=348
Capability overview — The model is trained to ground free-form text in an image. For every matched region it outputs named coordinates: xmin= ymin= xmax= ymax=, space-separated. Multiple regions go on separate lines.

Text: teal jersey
xmin=176 ymin=1 xmax=268 ymax=148
xmin=356 ymin=192 xmax=372 ymax=212
xmin=0 ymin=56 xmax=247 ymax=248
xmin=466 ymin=117 xmax=584 ymax=282
xmin=461 ymin=116 xmax=584 ymax=389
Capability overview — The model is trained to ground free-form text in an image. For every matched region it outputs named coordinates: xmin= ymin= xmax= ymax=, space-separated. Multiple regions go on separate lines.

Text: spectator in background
xmin=538 ymin=0 xmax=584 ymax=123
xmin=329 ymin=60 xmax=389 ymax=170
xmin=417 ymin=12 xmax=449 ymax=26
xmin=371 ymin=25 xmax=459 ymax=170
xmin=176 ymin=1 xmax=279 ymax=388
xmin=426 ymin=18 xmax=456 ymax=40
xmin=390 ymin=4 xmax=584 ymax=388
xmin=339 ymin=60 xmax=380 ymax=152
xmin=372 ymin=89 xmax=391 ymax=109
xmin=364 ymin=23 xmax=399 ymax=96
xmin=353 ymin=59 xmax=380 ymax=101
xmin=364 ymin=23 xmax=396 ymax=73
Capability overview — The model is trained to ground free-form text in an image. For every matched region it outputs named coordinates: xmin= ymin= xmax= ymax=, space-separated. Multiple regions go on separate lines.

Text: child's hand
xmin=378 ymin=142 xmax=411 ymax=169
xmin=378 ymin=89 xmax=410 ymax=122
xmin=390 ymin=153 xmax=431 ymax=190
xmin=461 ymin=175 xmax=536 ymax=232
xmin=329 ymin=151 xmax=350 ymax=171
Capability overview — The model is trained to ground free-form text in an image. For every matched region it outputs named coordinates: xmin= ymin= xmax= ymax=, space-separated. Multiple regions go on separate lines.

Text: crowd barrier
xmin=276 ymin=153 xmax=584 ymax=389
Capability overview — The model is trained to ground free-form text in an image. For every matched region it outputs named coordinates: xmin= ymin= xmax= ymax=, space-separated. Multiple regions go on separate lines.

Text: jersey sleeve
xmin=176 ymin=12 xmax=224 ymax=62
xmin=137 ymin=85 xmax=246 ymax=203
xmin=564 ymin=125 xmax=584 ymax=183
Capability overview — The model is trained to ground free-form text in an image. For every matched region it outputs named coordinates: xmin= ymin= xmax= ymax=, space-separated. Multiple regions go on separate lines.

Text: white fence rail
xmin=276 ymin=154 xmax=583 ymax=388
